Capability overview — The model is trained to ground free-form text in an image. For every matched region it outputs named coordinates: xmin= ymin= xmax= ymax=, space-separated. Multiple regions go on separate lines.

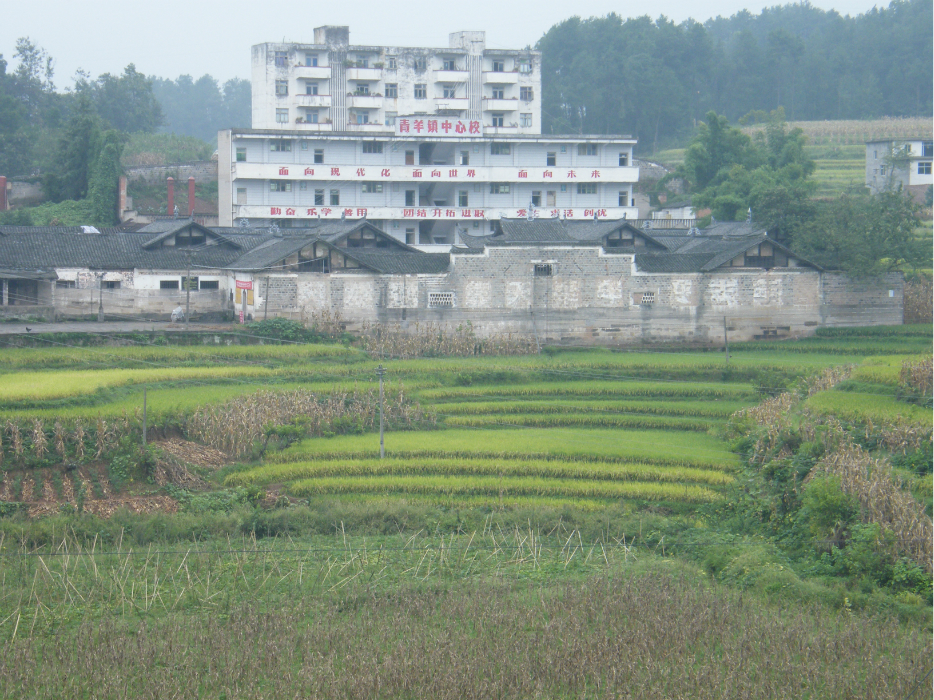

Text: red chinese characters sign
xmin=396 ymin=118 xmax=482 ymax=137
xmin=235 ymin=280 xmax=253 ymax=290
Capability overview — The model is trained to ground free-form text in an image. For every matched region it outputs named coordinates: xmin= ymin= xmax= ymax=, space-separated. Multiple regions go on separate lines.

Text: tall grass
xmin=420 ymin=380 xmax=757 ymax=401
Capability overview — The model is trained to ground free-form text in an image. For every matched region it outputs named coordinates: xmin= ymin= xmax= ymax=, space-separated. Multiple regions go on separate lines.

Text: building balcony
xmin=293 ymin=66 xmax=331 ymax=79
xmin=348 ymin=94 xmax=384 ymax=109
xmin=295 ymin=94 xmax=332 ymax=107
xmin=482 ymin=98 xmax=519 ymax=112
xmin=482 ymin=71 xmax=519 ymax=84
xmin=346 ymin=67 xmax=382 ymax=81
xmin=433 ymin=69 xmax=469 ymax=82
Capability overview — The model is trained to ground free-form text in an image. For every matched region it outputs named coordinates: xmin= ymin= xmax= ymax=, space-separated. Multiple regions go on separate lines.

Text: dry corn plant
xmin=903 ymin=275 xmax=932 ymax=324
xmin=186 ymin=384 xmax=431 ymax=458
xmin=811 ymin=443 xmax=933 ymax=572
xmin=357 ymin=320 xmax=536 ymax=359
xmin=900 ymin=356 xmax=933 ymax=396
xmin=31 ymin=420 xmax=48 ymax=461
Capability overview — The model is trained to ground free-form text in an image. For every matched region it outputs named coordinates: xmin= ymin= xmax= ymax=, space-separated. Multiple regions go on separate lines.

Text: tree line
xmin=537 ymin=0 xmax=932 ymax=147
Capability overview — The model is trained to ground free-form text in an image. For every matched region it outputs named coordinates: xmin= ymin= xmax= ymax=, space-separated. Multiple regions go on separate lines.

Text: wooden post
xmin=264 ymin=276 xmax=270 ymax=320
xmin=185 ymin=254 xmax=192 ymax=328
xmin=723 ymin=316 xmax=730 ymax=365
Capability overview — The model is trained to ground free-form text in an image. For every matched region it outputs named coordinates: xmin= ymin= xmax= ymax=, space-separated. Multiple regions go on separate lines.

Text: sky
xmin=2 ymin=0 xmax=887 ymax=87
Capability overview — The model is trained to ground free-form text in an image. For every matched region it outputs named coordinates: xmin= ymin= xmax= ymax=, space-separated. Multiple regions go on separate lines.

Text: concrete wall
xmin=125 ymin=161 xmax=218 ymax=184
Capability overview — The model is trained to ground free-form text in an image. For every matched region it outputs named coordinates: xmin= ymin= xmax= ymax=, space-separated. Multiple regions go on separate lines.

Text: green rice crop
xmin=851 ymin=355 xmax=929 ymax=386
xmin=419 ymin=380 xmax=757 ymax=402
xmin=806 ymin=391 xmax=932 ymax=427
xmin=442 ymin=413 xmax=720 ymax=432
xmin=273 ymin=428 xmax=739 ymax=470
xmin=225 ymin=457 xmax=734 ymax=488
xmin=0 ymin=342 xmax=362 ymax=371
xmin=286 ymin=474 xmax=722 ymax=503
xmin=434 ymin=398 xmax=750 ymax=418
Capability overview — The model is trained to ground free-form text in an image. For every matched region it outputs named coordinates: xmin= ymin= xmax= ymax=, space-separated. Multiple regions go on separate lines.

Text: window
xmin=275 ymin=80 xmax=288 ymax=96
xmin=638 ymin=291 xmax=655 ymax=305
xmin=443 ymin=58 xmax=456 ymax=71
xmin=491 ymin=87 xmax=504 ymax=100
xmin=363 ymin=142 xmax=383 ymax=154
xmin=618 ymin=191 xmax=629 ymax=206
xmin=356 ymin=57 xmax=369 ymax=68
xmin=405 ymin=190 xmax=415 ymax=206
xmin=578 ymin=144 xmax=598 ymax=156
xmin=414 ymin=57 xmax=427 ymax=71
xmin=362 ymin=183 xmax=383 ymax=193
xmin=919 ymin=162 xmax=932 ymax=175
xmin=300 ymin=182 xmax=308 ymax=190
xmin=56 ymin=280 xmax=76 ymax=288
xmin=443 ymin=85 xmax=456 ymax=98
xmin=270 ymin=181 xmax=292 ymax=192
xmin=531 ymin=191 xmax=541 ymax=207
xmin=236 ymin=188 xmax=247 ymax=205
xmin=354 ymin=84 xmax=369 ymax=95
xmin=385 ymin=112 xmax=397 ymax=126
xmin=274 ymin=51 xmax=288 ymax=67
xmin=491 ymin=143 xmax=511 ymax=155
xmin=405 ymin=150 xmax=415 ymax=165
xmin=491 ymin=113 xmax=504 ymax=127
xmin=385 ymin=83 xmax=398 ymax=98
xmin=577 ymin=183 xmax=597 ymax=194
xmin=490 ymin=183 xmax=510 ymax=194
xmin=355 ymin=111 xmax=369 ymax=124
xmin=103 ymin=280 xmax=120 ymax=289
xmin=305 ymin=53 xmax=318 ymax=67
xmin=560 ymin=145 xmax=567 ymax=153
xmin=492 ymin=59 xmax=504 ymax=72
xmin=160 ymin=280 xmax=179 ymax=290
xmin=428 ymin=292 xmax=454 ymax=308
xmin=619 ymin=152 xmax=628 ymax=166
xmin=300 ymin=141 xmax=308 ymax=150
xmin=518 ymin=60 xmax=531 ymax=73
xmin=314 ymin=189 xmax=324 ymax=205
xmin=414 ymin=84 xmax=426 ymax=99
xmin=387 ymin=57 xmax=397 ymax=69
xmin=236 ymin=147 xmax=246 ymax=162
xmin=520 ymin=87 xmax=534 ymax=101
xmin=923 ymin=142 xmax=933 ymax=157
xmin=458 ymin=190 xmax=468 ymax=207
xmin=275 ymin=108 xmax=289 ymax=124
xmin=546 ymin=152 xmax=556 ymax=166
xmin=405 ymin=228 xmax=415 ymax=244
xmin=460 ymin=151 xmax=469 ymax=165
xmin=200 ymin=280 xmax=219 ymax=290
xmin=305 ymin=82 xmax=318 ymax=95
xmin=314 ymin=149 xmax=324 ymax=164
xmin=560 ymin=184 xmax=567 ymax=192
xmin=880 ymin=166 xmax=886 ymax=176
xmin=534 ymin=263 xmax=553 ymax=277
xmin=330 ymin=189 xmax=340 ymax=205
xmin=520 ymin=113 xmax=532 ymax=127
xmin=180 ymin=277 xmax=198 ymax=291
xmin=270 ymin=139 xmax=291 ymax=152
xmin=306 ymin=110 xmax=319 ymax=123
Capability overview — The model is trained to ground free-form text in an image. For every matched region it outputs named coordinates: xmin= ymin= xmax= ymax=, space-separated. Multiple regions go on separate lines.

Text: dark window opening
xmin=160 ymin=280 xmax=179 ymax=290
xmin=534 ymin=263 xmax=553 ymax=277
xmin=199 ymin=280 xmax=219 ymax=290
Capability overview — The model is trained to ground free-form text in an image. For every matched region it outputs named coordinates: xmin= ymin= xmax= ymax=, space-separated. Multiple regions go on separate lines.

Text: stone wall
xmin=124 ymin=161 xmax=218 ymax=184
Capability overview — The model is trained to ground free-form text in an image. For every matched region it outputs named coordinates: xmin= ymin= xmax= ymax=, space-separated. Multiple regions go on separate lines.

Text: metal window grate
xmin=428 ymin=292 xmax=454 ymax=308
xmin=534 ymin=263 xmax=553 ymax=277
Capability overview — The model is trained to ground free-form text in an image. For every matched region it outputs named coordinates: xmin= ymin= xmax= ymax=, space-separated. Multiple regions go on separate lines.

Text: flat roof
xmin=226 ymin=128 xmax=636 ymax=143
xmin=256 ymin=42 xmax=539 ymax=57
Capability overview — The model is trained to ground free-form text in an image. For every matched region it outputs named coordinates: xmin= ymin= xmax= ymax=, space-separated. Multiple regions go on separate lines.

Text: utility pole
xmin=376 ymin=364 xmax=386 ymax=459
xmin=723 ymin=316 xmax=730 ymax=365
xmin=263 ymin=276 xmax=270 ymax=320
xmin=142 ymin=387 xmax=147 ymax=446
xmin=97 ymin=276 xmax=104 ymax=322
xmin=184 ymin=251 xmax=192 ymax=329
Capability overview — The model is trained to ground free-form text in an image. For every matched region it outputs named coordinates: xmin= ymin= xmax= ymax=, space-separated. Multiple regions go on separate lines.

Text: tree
xmin=43 ymin=94 xmax=102 ymax=202
xmin=92 ymin=64 xmax=163 ymax=133
xmin=87 ymin=130 xmax=125 ymax=226
xmin=790 ymin=190 xmax=925 ymax=277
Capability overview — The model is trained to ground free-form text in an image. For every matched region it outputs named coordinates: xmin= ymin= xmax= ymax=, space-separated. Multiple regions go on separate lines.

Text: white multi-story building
xmin=865 ymin=138 xmax=933 ymax=198
xmin=220 ymin=27 xmax=640 ymax=245
xmin=252 ymin=27 xmax=541 ymax=134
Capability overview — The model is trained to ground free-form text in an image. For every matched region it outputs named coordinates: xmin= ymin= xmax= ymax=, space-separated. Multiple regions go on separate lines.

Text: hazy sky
xmin=3 ymin=0 xmax=886 ymax=86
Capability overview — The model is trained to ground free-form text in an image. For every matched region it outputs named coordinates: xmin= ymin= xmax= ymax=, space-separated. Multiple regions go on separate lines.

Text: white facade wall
xmin=251 ymin=28 xmax=541 ymax=136
xmin=865 ymin=138 xmax=933 ymax=193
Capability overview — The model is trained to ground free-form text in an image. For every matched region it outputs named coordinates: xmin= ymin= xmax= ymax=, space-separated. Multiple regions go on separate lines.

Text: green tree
xmin=43 ymin=94 xmax=102 ymax=202
xmin=92 ymin=64 xmax=163 ymax=133
xmin=790 ymin=189 xmax=925 ymax=277
xmin=87 ymin=130 xmax=125 ymax=226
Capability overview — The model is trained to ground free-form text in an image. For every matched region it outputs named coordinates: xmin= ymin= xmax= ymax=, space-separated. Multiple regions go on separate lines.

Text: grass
xmin=806 ymin=390 xmax=932 ymax=427
xmin=442 ymin=412 xmax=721 ymax=431
xmin=419 ymin=379 xmax=758 ymax=401
xmin=434 ymin=398 xmax=752 ymax=418
xmin=274 ymin=427 xmax=738 ymax=470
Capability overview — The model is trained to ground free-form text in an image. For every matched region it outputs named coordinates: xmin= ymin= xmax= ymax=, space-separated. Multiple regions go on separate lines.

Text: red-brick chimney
xmin=188 ymin=177 xmax=196 ymax=217
xmin=0 ymin=176 xmax=7 ymax=211
xmin=167 ymin=177 xmax=175 ymax=216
